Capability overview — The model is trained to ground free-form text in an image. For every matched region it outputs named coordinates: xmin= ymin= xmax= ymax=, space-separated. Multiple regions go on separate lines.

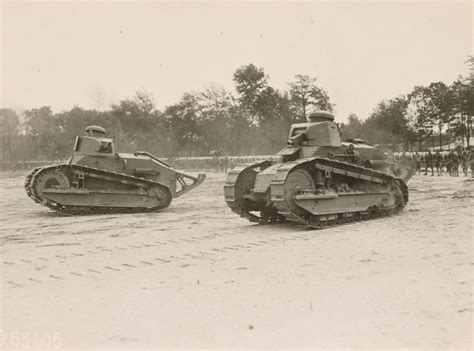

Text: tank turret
xmin=306 ymin=111 xmax=335 ymax=123
xmin=85 ymin=125 xmax=106 ymax=137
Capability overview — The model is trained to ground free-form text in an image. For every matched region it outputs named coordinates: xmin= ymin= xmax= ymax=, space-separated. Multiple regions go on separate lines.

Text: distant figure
xmin=434 ymin=150 xmax=443 ymax=176
xmin=470 ymin=148 xmax=474 ymax=178
xmin=448 ymin=150 xmax=459 ymax=177
xmin=223 ymin=155 xmax=229 ymax=173
xmin=210 ymin=150 xmax=222 ymax=172
xmin=425 ymin=150 xmax=434 ymax=176
xmin=414 ymin=151 xmax=421 ymax=174
xmin=461 ymin=148 xmax=470 ymax=176
xmin=446 ymin=153 xmax=452 ymax=175
xmin=456 ymin=144 xmax=463 ymax=157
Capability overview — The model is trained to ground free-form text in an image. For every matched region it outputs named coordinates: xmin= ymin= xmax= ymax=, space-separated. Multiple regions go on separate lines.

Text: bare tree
xmin=90 ymin=86 xmax=108 ymax=112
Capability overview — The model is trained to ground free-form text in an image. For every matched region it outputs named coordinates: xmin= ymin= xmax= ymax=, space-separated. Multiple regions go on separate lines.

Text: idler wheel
xmin=234 ymin=167 xmax=260 ymax=211
xmin=34 ymin=169 xmax=70 ymax=201
xmin=283 ymin=168 xmax=315 ymax=215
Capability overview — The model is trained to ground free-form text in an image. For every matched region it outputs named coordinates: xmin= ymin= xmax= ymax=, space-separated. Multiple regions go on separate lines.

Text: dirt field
xmin=0 ymin=171 xmax=472 ymax=349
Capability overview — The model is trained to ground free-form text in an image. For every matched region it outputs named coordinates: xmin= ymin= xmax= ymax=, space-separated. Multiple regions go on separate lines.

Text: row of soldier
xmin=172 ymin=147 xmax=474 ymax=177
xmin=397 ymin=147 xmax=474 ymax=177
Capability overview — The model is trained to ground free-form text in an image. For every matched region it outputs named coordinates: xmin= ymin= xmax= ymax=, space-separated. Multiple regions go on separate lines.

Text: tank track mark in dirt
xmin=25 ymin=164 xmax=172 ymax=215
xmin=270 ymin=157 xmax=408 ymax=229
xmin=224 ymin=160 xmax=281 ymax=223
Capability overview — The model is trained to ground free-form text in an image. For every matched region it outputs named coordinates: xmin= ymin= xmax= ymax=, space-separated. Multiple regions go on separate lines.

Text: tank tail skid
xmin=391 ymin=159 xmax=417 ymax=182
xmin=175 ymin=172 xmax=206 ymax=198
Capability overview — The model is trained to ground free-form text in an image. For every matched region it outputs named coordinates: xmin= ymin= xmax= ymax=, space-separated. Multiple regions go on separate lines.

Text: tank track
xmin=25 ymin=164 xmax=172 ymax=215
xmin=226 ymin=157 xmax=408 ymax=229
xmin=24 ymin=167 xmax=43 ymax=204
xmin=270 ymin=157 xmax=407 ymax=229
xmin=273 ymin=197 xmax=399 ymax=229
xmin=224 ymin=161 xmax=276 ymax=223
xmin=226 ymin=202 xmax=260 ymax=223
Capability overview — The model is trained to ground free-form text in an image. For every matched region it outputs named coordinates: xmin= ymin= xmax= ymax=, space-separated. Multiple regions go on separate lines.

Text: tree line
xmin=342 ymin=57 xmax=474 ymax=151
xmin=0 ymin=60 xmax=472 ymax=167
xmin=0 ymin=64 xmax=333 ymax=164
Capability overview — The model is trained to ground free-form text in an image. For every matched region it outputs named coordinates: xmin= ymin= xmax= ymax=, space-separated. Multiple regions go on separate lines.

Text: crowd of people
xmin=395 ymin=146 xmax=474 ymax=177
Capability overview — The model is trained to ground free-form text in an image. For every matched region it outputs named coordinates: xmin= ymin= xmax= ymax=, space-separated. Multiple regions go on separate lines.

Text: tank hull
xmin=25 ymin=157 xmax=205 ymax=215
xmin=224 ymin=157 xmax=407 ymax=228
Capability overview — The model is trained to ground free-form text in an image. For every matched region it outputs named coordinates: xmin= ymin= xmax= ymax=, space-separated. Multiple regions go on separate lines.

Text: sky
xmin=1 ymin=1 xmax=472 ymax=122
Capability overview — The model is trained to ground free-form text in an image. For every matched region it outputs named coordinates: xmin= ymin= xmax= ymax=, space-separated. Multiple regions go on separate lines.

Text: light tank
xmin=25 ymin=126 xmax=205 ymax=214
xmin=224 ymin=112 xmax=409 ymax=228
xmin=342 ymin=138 xmax=417 ymax=182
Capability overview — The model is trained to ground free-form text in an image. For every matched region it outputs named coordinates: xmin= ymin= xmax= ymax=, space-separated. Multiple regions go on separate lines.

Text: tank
xmin=224 ymin=111 xmax=409 ymax=228
xmin=25 ymin=126 xmax=205 ymax=214
xmin=343 ymin=138 xmax=417 ymax=182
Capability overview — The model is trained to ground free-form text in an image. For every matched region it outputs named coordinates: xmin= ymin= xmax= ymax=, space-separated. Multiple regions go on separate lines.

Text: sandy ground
xmin=0 ymin=170 xmax=472 ymax=349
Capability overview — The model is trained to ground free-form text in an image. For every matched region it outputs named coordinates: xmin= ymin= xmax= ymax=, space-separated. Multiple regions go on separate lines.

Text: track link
xmin=24 ymin=167 xmax=43 ymax=204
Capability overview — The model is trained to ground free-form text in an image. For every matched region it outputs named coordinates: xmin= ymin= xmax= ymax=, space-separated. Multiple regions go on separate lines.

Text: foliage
xmin=362 ymin=97 xmax=409 ymax=146
xmin=233 ymin=64 xmax=268 ymax=124
xmin=1 ymin=61 xmax=473 ymax=166
xmin=288 ymin=74 xmax=334 ymax=122
xmin=340 ymin=113 xmax=363 ymax=140
xmin=0 ymin=109 xmax=20 ymax=163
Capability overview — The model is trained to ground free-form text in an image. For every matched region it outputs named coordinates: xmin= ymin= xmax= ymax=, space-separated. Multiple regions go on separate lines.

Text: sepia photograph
xmin=0 ymin=0 xmax=472 ymax=349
